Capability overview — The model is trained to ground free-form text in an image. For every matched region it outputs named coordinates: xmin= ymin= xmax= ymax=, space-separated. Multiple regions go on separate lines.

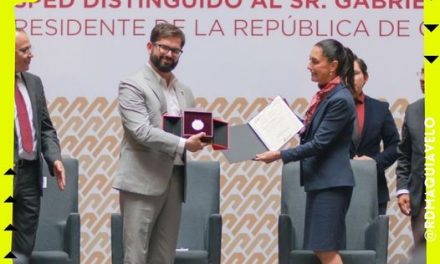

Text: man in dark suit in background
xmin=350 ymin=56 xmax=400 ymax=215
xmin=396 ymin=66 xmax=425 ymax=264
xmin=13 ymin=29 xmax=66 ymax=263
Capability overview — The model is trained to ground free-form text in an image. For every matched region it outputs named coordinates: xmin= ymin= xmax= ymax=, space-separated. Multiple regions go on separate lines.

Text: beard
xmin=150 ymin=53 xmax=178 ymax=73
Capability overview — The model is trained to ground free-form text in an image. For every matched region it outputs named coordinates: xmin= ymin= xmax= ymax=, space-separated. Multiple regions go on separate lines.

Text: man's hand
xmin=398 ymin=194 xmax=411 ymax=216
xmin=353 ymin=155 xmax=373 ymax=160
xmin=185 ymin=132 xmax=207 ymax=152
xmin=255 ymin=151 xmax=281 ymax=164
xmin=53 ymin=160 xmax=66 ymax=191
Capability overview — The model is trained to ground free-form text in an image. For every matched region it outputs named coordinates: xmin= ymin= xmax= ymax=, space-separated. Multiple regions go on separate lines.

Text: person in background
xmin=13 ymin=29 xmax=66 ymax=263
xmin=350 ymin=56 xmax=400 ymax=215
xmin=396 ymin=66 xmax=425 ymax=264
xmin=255 ymin=39 xmax=356 ymax=264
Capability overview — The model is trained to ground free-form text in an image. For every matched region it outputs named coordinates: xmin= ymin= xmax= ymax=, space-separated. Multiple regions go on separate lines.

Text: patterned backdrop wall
xmin=48 ymin=96 xmax=415 ymax=264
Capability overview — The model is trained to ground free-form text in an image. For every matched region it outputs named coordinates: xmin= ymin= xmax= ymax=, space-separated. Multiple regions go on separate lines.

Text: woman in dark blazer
xmin=350 ymin=56 xmax=399 ymax=215
xmin=256 ymin=39 xmax=356 ymax=264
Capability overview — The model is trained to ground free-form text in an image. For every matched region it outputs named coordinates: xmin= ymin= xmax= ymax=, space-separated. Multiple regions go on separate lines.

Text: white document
xmin=248 ymin=96 xmax=303 ymax=151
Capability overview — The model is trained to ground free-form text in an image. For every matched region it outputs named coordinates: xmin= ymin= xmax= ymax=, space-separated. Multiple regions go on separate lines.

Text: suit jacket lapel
xmin=358 ymin=96 xmax=371 ymax=146
xmin=20 ymin=72 xmax=39 ymax=133
xmin=175 ymin=83 xmax=186 ymax=110
xmin=143 ymin=66 xmax=167 ymax=114
xmin=304 ymin=85 xmax=343 ymax=138
xmin=351 ymin=114 xmax=361 ymax=153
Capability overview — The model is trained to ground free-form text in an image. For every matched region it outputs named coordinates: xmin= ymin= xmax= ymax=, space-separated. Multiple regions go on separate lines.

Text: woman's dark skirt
xmin=303 ymin=186 xmax=353 ymax=251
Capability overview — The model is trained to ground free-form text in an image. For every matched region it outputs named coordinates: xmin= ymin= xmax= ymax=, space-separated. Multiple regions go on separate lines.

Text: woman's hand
xmin=255 ymin=151 xmax=281 ymax=164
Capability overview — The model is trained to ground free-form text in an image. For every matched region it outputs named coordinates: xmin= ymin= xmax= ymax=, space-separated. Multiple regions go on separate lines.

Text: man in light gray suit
xmin=113 ymin=23 xmax=206 ymax=264
xmin=396 ymin=66 xmax=425 ymax=264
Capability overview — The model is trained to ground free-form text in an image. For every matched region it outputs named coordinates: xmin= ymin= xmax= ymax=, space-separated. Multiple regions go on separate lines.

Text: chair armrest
xmin=207 ymin=214 xmax=222 ymax=264
xmin=64 ymin=213 xmax=80 ymax=264
xmin=365 ymin=215 xmax=389 ymax=264
xmin=279 ymin=214 xmax=294 ymax=264
xmin=111 ymin=213 xmax=124 ymax=264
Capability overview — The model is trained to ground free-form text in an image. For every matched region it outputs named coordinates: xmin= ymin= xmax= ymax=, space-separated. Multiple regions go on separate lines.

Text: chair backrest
xmin=281 ymin=161 xmax=307 ymax=249
xmin=34 ymin=158 xmax=79 ymax=251
xmin=281 ymin=160 xmax=378 ymax=250
xmin=111 ymin=213 xmax=124 ymax=264
xmin=345 ymin=160 xmax=378 ymax=249
xmin=176 ymin=161 xmax=220 ymax=250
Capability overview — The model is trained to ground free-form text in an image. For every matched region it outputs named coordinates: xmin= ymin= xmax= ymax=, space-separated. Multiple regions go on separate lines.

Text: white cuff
xmin=396 ymin=189 xmax=410 ymax=197
xmin=177 ymin=137 xmax=186 ymax=156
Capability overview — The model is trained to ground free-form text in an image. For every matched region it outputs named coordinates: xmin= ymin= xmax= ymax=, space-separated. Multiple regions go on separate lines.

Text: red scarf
xmin=303 ymin=76 xmax=341 ymax=126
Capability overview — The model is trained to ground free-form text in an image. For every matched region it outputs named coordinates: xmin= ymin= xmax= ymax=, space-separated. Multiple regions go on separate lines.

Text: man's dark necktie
xmin=15 ymin=79 xmax=33 ymax=153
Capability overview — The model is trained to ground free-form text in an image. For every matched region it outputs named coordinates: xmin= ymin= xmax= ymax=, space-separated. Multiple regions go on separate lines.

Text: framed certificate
xmin=222 ymin=96 xmax=303 ymax=163
xmin=248 ymin=96 xmax=303 ymax=151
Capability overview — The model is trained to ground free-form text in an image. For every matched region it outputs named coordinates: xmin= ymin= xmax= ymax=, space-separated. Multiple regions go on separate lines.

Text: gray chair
xmin=279 ymin=160 xmax=388 ymax=264
xmin=30 ymin=158 xmax=80 ymax=264
xmin=111 ymin=161 xmax=222 ymax=264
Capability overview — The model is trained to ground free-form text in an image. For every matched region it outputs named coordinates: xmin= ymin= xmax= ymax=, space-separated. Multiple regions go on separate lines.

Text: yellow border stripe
xmin=0 ymin=1 xmax=431 ymax=263
xmin=425 ymin=0 xmax=439 ymax=264
xmin=0 ymin=1 xmax=35 ymax=263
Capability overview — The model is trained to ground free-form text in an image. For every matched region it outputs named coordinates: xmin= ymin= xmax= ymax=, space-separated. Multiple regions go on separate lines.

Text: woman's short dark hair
xmin=354 ymin=56 xmax=368 ymax=78
xmin=315 ymin=39 xmax=355 ymax=95
xmin=150 ymin=23 xmax=186 ymax=48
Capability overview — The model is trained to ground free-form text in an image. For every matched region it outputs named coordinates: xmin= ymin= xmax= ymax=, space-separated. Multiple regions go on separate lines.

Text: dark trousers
xmin=12 ymin=160 xmax=41 ymax=257
xmin=410 ymin=201 xmax=426 ymax=264
xmin=378 ymin=201 xmax=387 ymax=215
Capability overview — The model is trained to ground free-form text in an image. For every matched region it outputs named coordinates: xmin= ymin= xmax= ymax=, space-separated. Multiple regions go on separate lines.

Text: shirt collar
xmin=15 ymin=73 xmax=25 ymax=87
xmin=355 ymin=92 xmax=365 ymax=105
xmin=146 ymin=63 xmax=178 ymax=89
xmin=15 ymin=72 xmax=22 ymax=81
xmin=318 ymin=76 xmax=341 ymax=90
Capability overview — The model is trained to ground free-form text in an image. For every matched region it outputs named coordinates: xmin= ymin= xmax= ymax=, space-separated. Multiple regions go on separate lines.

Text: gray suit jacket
xmin=14 ymin=72 xmax=62 ymax=195
xmin=396 ymin=98 xmax=425 ymax=216
xmin=113 ymin=65 xmax=195 ymax=196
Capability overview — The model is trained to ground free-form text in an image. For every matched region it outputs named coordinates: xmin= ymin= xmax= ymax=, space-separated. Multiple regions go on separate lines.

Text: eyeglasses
xmin=17 ymin=46 xmax=32 ymax=55
xmin=153 ymin=43 xmax=183 ymax=57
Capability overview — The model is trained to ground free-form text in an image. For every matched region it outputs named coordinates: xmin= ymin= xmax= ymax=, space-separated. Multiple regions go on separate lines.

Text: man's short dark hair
xmin=150 ymin=23 xmax=186 ymax=48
